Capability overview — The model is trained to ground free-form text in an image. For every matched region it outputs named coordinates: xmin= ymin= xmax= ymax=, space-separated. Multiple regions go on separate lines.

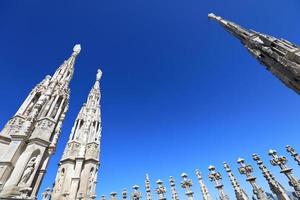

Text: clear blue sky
xmin=1 ymin=0 xmax=300 ymax=199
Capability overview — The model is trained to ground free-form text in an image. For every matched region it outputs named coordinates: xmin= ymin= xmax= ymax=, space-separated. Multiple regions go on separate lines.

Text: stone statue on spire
xmin=268 ymin=149 xmax=300 ymax=199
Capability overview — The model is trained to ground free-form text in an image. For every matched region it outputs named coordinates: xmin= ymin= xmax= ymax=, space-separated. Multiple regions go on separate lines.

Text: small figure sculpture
xmin=19 ymin=157 xmax=37 ymax=186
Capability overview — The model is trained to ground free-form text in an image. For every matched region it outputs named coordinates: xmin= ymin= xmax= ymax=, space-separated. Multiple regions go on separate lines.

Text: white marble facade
xmin=0 ymin=44 xmax=81 ymax=199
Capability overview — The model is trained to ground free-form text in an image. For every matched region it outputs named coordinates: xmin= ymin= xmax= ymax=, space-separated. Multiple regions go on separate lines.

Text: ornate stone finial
xmin=101 ymin=195 xmax=106 ymax=200
xmin=73 ymin=44 xmax=81 ymax=55
xmin=169 ymin=176 xmax=179 ymax=200
xmin=237 ymin=158 xmax=269 ymax=200
xmin=156 ymin=179 xmax=167 ymax=200
xmin=286 ymin=145 xmax=300 ymax=166
xmin=131 ymin=185 xmax=142 ymax=200
xmin=223 ymin=162 xmax=249 ymax=200
xmin=111 ymin=192 xmax=118 ymax=200
xmin=97 ymin=69 xmax=103 ymax=81
xmin=181 ymin=173 xmax=194 ymax=200
xmin=195 ymin=169 xmax=212 ymax=200
xmin=252 ymin=153 xmax=291 ymax=200
xmin=208 ymin=165 xmax=229 ymax=200
xmin=122 ymin=189 xmax=127 ymax=200
xmin=145 ymin=174 xmax=152 ymax=200
xmin=208 ymin=13 xmax=217 ymax=20
xmin=268 ymin=149 xmax=300 ymax=199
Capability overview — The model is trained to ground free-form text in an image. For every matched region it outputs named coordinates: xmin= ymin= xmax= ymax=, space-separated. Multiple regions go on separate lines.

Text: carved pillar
xmin=268 ymin=149 xmax=300 ymax=199
xmin=181 ymin=173 xmax=194 ymax=200
xmin=252 ymin=153 xmax=291 ymax=200
xmin=111 ymin=192 xmax=118 ymax=200
xmin=145 ymin=174 xmax=152 ymax=200
xmin=223 ymin=162 xmax=249 ymax=200
xmin=156 ymin=179 xmax=166 ymax=200
xmin=237 ymin=158 xmax=269 ymax=200
xmin=286 ymin=145 xmax=300 ymax=166
xmin=131 ymin=185 xmax=142 ymax=200
xmin=169 ymin=176 xmax=179 ymax=200
xmin=208 ymin=165 xmax=229 ymax=200
xmin=195 ymin=169 xmax=212 ymax=200
xmin=122 ymin=189 xmax=127 ymax=200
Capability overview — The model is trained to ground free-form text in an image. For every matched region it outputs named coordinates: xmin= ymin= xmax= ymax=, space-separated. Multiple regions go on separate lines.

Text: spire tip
xmin=73 ymin=44 xmax=81 ymax=55
xmin=96 ymin=69 xmax=102 ymax=81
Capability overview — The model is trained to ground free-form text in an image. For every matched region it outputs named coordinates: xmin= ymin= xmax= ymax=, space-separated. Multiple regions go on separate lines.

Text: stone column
xmin=237 ymin=158 xmax=269 ymax=200
xmin=181 ymin=173 xmax=194 ymax=200
xmin=208 ymin=165 xmax=229 ymax=200
xmin=286 ymin=145 xmax=300 ymax=166
xmin=223 ymin=162 xmax=249 ymax=200
xmin=145 ymin=174 xmax=152 ymax=200
xmin=131 ymin=185 xmax=142 ymax=200
xmin=252 ymin=153 xmax=291 ymax=200
xmin=156 ymin=179 xmax=166 ymax=200
xmin=169 ymin=176 xmax=179 ymax=200
xmin=111 ymin=192 xmax=118 ymax=200
xmin=122 ymin=189 xmax=127 ymax=200
xmin=269 ymin=149 xmax=300 ymax=199
xmin=195 ymin=169 xmax=212 ymax=200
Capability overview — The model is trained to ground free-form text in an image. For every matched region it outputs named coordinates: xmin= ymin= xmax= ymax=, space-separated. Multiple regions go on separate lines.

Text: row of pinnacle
xmin=97 ymin=145 xmax=300 ymax=200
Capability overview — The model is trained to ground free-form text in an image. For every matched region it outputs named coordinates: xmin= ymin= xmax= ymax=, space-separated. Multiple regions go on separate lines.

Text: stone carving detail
xmin=237 ymin=158 xmax=270 ymax=200
xmin=156 ymin=179 xmax=166 ymax=200
xmin=181 ymin=173 xmax=194 ymax=200
xmin=131 ymin=185 xmax=142 ymax=200
xmin=269 ymin=149 xmax=300 ymax=199
xmin=208 ymin=166 xmax=230 ymax=200
xmin=19 ymin=157 xmax=37 ymax=186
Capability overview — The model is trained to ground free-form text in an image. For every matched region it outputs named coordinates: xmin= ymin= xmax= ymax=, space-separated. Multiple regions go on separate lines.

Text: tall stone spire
xmin=208 ymin=165 xmax=230 ymax=200
xmin=223 ymin=162 xmax=249 ymax=200
xmin=195 ymin=169 xmax=212 ymax=200
xmin=145 ymin=174 xmax=152 ymax=200
xmin=51 ymin=69 xmax=102 ymax=200
xmin=286 ymin=145 xmax=300 ymax=166
xmin=237 ymin=158 xmax=269 ymax=200
xmin=268 ymin=149 xmax=300 ymax=199
xmin=169 ymin=176 xmax=179 ymax=200
xmin=252 ymin=154 xmax=291 ymax=200
xmin=0 ymin=44 xmax=80 ymax=199
xmin=208 ymin=13 xmax=300 ymax=94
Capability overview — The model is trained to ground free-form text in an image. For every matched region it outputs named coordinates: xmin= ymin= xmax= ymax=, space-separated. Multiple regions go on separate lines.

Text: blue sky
xmin=1 ymin=0 xmax=300 ymax=199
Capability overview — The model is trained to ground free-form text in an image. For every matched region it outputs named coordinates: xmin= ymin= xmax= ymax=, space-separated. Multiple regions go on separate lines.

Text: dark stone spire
xmin=209 ymin=13 xmax=300 ymax=94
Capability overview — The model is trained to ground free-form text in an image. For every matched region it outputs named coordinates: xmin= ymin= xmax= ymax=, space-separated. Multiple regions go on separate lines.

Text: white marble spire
xmin=52 ymin=69 xmax=102 ymax=200
xmin=0 ymin=44 xmax=80 ymax=199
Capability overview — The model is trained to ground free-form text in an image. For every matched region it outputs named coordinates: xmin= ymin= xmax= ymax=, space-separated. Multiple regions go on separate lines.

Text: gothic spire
xmin=169 ymin=176 xmax=179 ymax=200
xmin=145 ymin=174 xmax=152 ymax=200
xmin=208 ymin=165 xmax=230 ymax=200
xmin=237 ymin=158 xmax=269 ymax=200
xmin=195 ymin=169 xmax=212 ymax=200
xmin=68 ymin=69 xmax=102 ymax=144
xmin=252 ymin=153 xmax=291 ymax=200
xmin=51 ymin=44 xmax=81 ymax=87
xmin=223 ymin=162 xmax=249 ymax=200
xmin=286 ymin=145 xmax=300 ymax=166
xmin=208 ymin=13 xmax=300 ymax=94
